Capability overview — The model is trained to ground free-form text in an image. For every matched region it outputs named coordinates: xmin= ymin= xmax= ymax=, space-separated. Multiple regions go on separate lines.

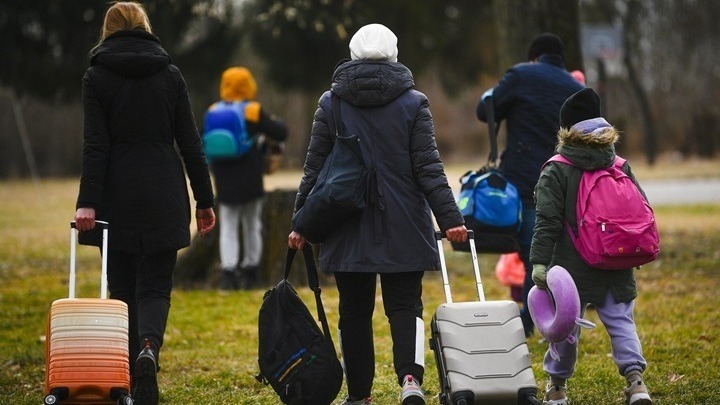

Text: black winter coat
xmin=295 ymin=60 xmax=464 ymax=273
xmin=210 ymin=109 xmax=288 ymax=204
xmin=76 ymin=30 xmax=214 ymax=253
xmin=476 ymin=54 xmax=584 ymax=204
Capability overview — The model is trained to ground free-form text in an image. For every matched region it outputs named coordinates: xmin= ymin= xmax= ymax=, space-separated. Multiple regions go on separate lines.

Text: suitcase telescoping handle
xmin=69 ymin=221 xmax=109 ymax=299
xmin=435 ymin=230 xmax=485 ymax=304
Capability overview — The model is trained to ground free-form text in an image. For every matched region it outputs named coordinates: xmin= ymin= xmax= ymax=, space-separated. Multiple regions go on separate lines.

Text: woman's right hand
xmin=445 ymin=224 xmax=468 ymax=243
xmin=74 ymin=208 xmax=96 ymax=232
xmin=288 ymin=231 xmax=306 ymax=250
xmin=196 ymin=208 xmax=216 ymax=237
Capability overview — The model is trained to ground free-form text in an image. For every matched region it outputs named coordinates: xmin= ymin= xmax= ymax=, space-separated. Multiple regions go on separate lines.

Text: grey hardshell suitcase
xmin=430 ymin=231 xmax=540 ymax=405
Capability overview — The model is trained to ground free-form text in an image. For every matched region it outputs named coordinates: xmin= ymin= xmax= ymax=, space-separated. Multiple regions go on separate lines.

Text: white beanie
xmin=349 ymin=23 xmax=398 ymax=63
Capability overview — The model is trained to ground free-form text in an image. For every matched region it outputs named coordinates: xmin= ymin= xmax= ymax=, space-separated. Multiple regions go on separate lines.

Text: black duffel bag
xmin=256 ymin=245 xmax=343 ymax=405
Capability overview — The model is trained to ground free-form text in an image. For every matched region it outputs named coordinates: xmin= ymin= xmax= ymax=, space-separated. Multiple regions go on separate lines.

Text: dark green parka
xmin=530 ymin=126 xmax=647 ymax=304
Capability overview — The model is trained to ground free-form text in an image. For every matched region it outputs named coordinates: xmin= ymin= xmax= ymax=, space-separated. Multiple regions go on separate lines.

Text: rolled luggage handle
xmin=435 ymin=230 xmax=474 ymax=240
xmin=71 ymin=220 xmax=109 ymax=230
xmin=69 ymin=220 xmax=109 ymax=299
xmin=435 ymin=230 xmax=483 ymax=303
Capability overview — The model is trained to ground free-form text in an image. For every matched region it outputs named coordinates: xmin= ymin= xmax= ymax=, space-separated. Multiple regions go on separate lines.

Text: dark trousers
xmin=335 ymin=271 xmax=425 ymax=399
xmin=106 ymin=248 xmax=176 ymax=373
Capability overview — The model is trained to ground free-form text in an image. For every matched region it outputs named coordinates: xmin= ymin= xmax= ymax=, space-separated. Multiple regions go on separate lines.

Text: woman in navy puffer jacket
xmin=289 ymin=24 xmax=466 ymax=405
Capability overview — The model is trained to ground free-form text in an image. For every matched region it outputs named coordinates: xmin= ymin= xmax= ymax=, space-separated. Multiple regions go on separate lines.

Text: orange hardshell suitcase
xmin=44 ymin=221 xmax=133 ymax=405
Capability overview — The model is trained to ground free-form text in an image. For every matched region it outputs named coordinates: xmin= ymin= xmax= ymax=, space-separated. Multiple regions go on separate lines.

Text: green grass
xmin=1 ymin=179 xmax=719 ymax=404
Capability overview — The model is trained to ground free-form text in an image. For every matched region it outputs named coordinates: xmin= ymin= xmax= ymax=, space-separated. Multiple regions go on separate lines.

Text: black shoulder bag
xmin=256 ymin=245 xmax=343 ymax=405
xmin=291 ymin=94 xmax=370 ymax=243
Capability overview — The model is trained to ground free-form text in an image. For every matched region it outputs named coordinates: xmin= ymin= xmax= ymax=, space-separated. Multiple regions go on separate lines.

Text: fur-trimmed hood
xmin=557 ymin=126 xmax=620 ymax=147
xmin=555 ymin=126 xmax=619 ymax=171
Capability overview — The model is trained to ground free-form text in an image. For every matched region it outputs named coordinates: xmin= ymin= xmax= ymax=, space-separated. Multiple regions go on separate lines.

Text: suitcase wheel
xmin=451 ymin=390 xmax=474 ymax=405
xmin=44 ymin=388 xmax=69 ymax=404
xmin=43 ymin=395 xmax=58 ymax=405
xmin=110 ymin=387 xmax=134 ymax=405
xmin=117 ymin=396 xmax=134 ymax=405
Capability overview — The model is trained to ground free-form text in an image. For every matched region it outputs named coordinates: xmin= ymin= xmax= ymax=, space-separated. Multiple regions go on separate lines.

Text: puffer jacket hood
xmin=90 ymin=30 xmax=170 ymax=78
xmin=556 ymin=126 xmax=619 ymax=171
xmin=331 ymin=59 xmax=414 ymax=107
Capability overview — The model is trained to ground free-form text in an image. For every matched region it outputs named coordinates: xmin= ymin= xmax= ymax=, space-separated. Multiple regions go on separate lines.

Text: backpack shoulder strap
xmin=613 ymin=155 xmax=627 ymax=168
xmin=542 ymin=153 xmax=574 ymax=171
xmin=284 ymin=246 xmax=335 ymax=349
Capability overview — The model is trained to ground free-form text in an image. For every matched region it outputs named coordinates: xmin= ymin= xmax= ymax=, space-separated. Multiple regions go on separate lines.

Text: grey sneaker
xmin=400 ymin=375 xmax=425 ymax=405
xmin=543 ymin=383 xmax=567 ymax=405
xmin=624 ymin=380 xmax=652 ymax=405
xmin=341 ymin=396 xmax=372 ymax=405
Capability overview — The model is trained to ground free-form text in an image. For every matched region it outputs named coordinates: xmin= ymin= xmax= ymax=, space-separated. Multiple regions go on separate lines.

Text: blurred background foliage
xmin=0 ymin=0 xmax=718 ymax=178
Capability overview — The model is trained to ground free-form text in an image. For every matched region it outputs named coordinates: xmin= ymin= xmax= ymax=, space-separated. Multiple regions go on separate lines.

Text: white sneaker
xmin=400 ymin=375 xmax=425 ymax=405
xmin=543 ymin=382 xmax=568 ymax=405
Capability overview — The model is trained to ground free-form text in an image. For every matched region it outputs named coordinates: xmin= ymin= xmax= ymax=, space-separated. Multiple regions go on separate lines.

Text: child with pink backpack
xmin=530 ymin=88 xmax=657 ymax=405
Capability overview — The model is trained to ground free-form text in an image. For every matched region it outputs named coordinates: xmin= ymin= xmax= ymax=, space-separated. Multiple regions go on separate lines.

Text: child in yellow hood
xmin=204 ymin=66 xmax=288 ymax=290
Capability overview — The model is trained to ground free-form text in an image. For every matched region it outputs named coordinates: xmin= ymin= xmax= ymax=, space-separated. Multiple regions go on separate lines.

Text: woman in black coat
xmin=73 ymin=3 xmax=215 ymax=404
xmin=289 ymin=24 xmax=466 ymax=405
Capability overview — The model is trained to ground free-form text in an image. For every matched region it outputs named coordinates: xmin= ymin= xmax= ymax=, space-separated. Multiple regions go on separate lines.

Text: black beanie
xmin=560 ymin=88 xmax=602 ymax=129
xmin=527 ymin=33 xmax=564 ymax=61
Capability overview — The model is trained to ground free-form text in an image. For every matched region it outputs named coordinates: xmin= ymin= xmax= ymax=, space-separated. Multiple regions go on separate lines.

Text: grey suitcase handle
xmin=69 ymin=221 xmax=109 ymax=299
xmin=435 ymin=230 xmax=485 ymax=303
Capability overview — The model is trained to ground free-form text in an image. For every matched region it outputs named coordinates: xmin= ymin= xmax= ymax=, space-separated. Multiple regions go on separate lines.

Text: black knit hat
xmin=560 ymin=88 xmax=601 ymax=129
xmin=527 ymin=33 xmax=564 ymax=61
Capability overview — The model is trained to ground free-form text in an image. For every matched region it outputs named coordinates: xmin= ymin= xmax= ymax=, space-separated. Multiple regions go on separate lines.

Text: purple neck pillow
xmin=528 ymin=265 xmax=595 ymax=360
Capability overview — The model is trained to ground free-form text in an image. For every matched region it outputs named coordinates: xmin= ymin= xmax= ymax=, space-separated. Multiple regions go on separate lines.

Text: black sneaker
xmin=220 ymin=270 xmax=238 ymax=291
xmin=133 ymin=339 xmax=159 ymax=405
xmin=240 ymin=266 xmax=259 ymax=290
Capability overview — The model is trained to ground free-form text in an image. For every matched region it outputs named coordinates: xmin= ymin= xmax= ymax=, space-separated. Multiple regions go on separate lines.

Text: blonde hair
xmin=100 ymin=2 xmax=153 ymax=41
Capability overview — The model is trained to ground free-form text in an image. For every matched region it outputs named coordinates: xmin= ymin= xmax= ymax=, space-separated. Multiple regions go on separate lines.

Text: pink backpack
xmin=545 ymin=154 xmax=660 ymax=270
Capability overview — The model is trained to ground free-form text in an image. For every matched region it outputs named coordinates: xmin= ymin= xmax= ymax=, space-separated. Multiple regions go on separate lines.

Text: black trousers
xmin=335 ymin=271 xmax=425 ymax=399
xmin=106 ymin=248 xmax=176 ymax=373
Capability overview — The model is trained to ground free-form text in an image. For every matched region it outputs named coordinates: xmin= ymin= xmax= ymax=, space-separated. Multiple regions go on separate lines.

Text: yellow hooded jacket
xmin=215 ymin=66 xmax=261 ymax=124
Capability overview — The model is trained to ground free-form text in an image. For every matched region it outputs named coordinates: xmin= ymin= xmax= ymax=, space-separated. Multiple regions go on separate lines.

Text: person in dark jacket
xmin=476 ymin=33 xmax=584 ymax=337
xmin=73 ymin=3 xmax=215 ymax=404
xmin=205 ymin=67 xmax=288 ymax=290
xmin=530 ymin=88 xmax=652 ymax=405
xmin=288 ymin=24 xmax=467 ymax=405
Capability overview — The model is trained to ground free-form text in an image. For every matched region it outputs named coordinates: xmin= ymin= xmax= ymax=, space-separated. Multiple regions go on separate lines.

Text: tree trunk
xmin=622 ymin=1 xmax=657 ymax=165
xmin=174 ymin=189 xmax=332 ymax=289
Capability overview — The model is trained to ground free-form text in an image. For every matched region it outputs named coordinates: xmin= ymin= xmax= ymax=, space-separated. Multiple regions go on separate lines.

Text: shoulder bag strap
xmin=484 ymin=93 xmax=501 ymax=167
xmin=331 ymin=93 xmax=343 ymax=138
xmin=284 ymin=246 xmax=335 ymax=348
